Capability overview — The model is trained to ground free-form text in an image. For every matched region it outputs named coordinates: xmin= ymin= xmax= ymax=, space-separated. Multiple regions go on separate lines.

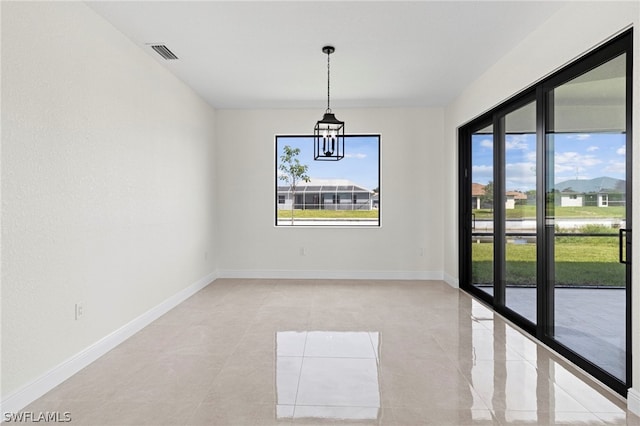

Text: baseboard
xmin=628 ymin=388 xmax=640 ymax=415
xmin=443 ymin=272 xmax=459 ymax=288
xmin=217 ymin=269 xmax=444 ymax=281
xmin=0 ymin=270 xmax=218 ymax=417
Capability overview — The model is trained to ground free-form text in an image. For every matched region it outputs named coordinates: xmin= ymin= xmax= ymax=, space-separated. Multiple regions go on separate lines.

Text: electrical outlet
xmin=300 ymin=247 xmax=306 ymax=256
xmin=75 ymin=302 xmax=84 ymax=320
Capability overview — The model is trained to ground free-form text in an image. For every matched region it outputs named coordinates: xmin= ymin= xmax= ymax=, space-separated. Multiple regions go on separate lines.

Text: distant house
xmin=471 ymin=183 xmax=526 ymax=210
xmin=277 ymin=179 xmax=374 ymax=211
xmin=558 ymin=191 xmax=584 ymax=207
xmin=471 ymin=183 xmax=485 ymax=209
xmin=505 ymin=191 xmax=527 ymax=209
xmin=555 ymin=177 xmax=625 ymax=207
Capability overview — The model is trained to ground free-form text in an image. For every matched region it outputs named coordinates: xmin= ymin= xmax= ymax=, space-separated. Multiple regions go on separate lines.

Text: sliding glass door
xmin=459 ymin=30 xmax=632 ymax=394
xmin=545 ymin=51 xmax=630 ymax=382
xmin=503 ymin=100 xmax=537 ymax=324
xmin=470 ymin=124 xmax=494 ymax=299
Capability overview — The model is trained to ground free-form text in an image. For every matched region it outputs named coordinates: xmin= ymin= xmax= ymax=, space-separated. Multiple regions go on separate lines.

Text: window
xmin=275 ymin=135 xmax=380 ymax=227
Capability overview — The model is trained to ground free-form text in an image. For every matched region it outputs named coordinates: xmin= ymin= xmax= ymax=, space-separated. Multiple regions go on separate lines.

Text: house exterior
xmin=559 ymin=192 xmax=585 ymax=207
xmin=559 ymin=192 xmax=616 ymax=207
xmin=471 ymin=184 xmax=526 ymax=210
xmin=471 ymin=183 xmax=485 ymax=209
xmin=505 ymin=191 xmax=527 ymax=209
xmin=278 ymin=179 xmax=374 ymax=211
xmin=556 ymin=177 xmax=625 ymax=208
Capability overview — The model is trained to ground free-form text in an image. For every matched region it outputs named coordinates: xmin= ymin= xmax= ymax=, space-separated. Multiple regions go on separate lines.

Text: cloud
xmin=477 ymin=136 xmax=529 ymax=151
xmin=506 ymin=140 xmax=528 ymax=150
xmin=602 ymin=161 xmax=626 ymax=174
xmin=567 ymin=134 xmax=591 ymax=140
xmin=505 ymin=135 xmax=528 ymax=150
xmin=554 ymin=151 xmax=601 ymax=173
xmin=586 ymin=146 xmax=599 ymax=152
xmin=345 ymin=153 xmax=367 ymax=159
xmin=471 ymin=164 xmax=493 ymax=181
xmin=616 ymin=146 xmax=626 ymax=155
xmin=505 ymin=162 xmax=536 ymax=190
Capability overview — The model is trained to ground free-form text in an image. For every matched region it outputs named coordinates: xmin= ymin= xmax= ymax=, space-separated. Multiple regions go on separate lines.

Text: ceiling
xmin=86 ymin=1 xmax=567 ymax=110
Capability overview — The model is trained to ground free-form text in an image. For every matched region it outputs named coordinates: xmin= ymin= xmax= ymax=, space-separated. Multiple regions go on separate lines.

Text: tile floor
xmin=481 ymin=286 xmax=627 ymax=380
xmin=552 ymin=288 xmax=626 ymax=381
xmin=23 ymin=279 xmax=640 ymax=425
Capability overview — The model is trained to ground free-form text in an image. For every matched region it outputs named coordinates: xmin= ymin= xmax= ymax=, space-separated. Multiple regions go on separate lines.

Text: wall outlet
xmin=75 ymin=302 xmax=84 ymax=320
xmin=300 ymin=247 xmax=306 ymax=256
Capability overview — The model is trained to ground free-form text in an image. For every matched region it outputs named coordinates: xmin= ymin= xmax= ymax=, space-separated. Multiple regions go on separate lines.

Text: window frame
xmin=274 ymin=134 xmax=381 ymax=228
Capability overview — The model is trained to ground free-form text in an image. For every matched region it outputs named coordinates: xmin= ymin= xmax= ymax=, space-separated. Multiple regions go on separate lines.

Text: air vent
xmin=151 ymin=45 xmax=178 ymax=60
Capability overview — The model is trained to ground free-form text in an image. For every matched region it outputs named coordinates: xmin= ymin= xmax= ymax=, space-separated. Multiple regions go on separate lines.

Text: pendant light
xmin=314 ymin=46 xmax=344 ymax=161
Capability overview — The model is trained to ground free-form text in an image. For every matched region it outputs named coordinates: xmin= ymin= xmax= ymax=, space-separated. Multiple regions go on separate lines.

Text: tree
xmin=482 ymin=181 xmax=494 ymax=211
xmin=278 ymin=145 xmax=310 ymax=225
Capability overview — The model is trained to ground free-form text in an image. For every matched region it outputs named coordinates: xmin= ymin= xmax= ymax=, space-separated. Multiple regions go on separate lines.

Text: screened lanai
xmin=277 ymin=179 xmax=374 ymax=211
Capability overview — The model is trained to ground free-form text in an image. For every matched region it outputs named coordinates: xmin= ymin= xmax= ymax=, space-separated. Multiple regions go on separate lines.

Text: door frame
xmin=458 ymin=29 xmax=633 ymax=395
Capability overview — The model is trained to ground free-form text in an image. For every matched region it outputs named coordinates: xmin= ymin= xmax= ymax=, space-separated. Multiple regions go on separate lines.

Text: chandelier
xmin=314 ymin=46 xmax=344 ymax=161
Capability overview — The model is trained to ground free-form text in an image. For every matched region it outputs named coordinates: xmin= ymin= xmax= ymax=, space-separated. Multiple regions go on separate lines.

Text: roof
xmin=473 ymin=184 xmax=527 ymax=199
xmin=506 ymin=191 xmax=527 ymax=200
xmin=472 ymin=183 xmax=485 ymax=197
xmin=278 ymin=178 xmax=372 ymax=194
xmin=556 ymin=177 xmax=625 ymax=194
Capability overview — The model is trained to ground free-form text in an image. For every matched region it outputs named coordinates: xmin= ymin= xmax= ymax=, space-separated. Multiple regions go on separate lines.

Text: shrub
xmin=577 ymin=224 xmax=615 ymax=234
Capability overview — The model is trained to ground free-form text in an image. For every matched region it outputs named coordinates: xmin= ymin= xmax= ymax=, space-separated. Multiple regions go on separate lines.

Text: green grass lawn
xmin=471 ymin=237 xmax=625 ymax=287
xmin=277 ymin=209 xmax=378 ymax=219
xmin=473 ymin=205 xmax=625 ymax=220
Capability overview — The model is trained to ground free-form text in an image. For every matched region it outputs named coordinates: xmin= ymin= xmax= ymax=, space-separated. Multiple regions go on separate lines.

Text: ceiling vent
xmin=151 ymin=45 xmax=178 ymax=60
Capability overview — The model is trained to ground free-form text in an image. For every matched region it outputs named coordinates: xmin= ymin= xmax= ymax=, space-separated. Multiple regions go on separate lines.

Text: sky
xmin=472 ymin=132 xmax=626 ymax=192
xmin=276 ymin=135 xmax=380 ymax=191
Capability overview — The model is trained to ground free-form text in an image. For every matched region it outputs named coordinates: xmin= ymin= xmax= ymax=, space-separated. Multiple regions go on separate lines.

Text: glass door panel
xmin=546 ymin=53 xmax=628 ymax=381
xmin=504 ymin=101 xmax=537 ymax=323
xmin=471 ymin=125 xmax=494 ymax=298
xmin=460 ymin=30 xmax=631 ymax=394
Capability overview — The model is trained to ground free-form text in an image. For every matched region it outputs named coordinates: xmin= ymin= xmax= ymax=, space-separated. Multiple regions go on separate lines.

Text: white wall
xmin=442 ymin=0 xmax=639 ymax=404
xmin=1 ymin=2 xmax=217 ymax=401
xmin=215 ymin=108 xmax=444 ymax=279
xmin=560 ymin=195 xmax=584 ymax=208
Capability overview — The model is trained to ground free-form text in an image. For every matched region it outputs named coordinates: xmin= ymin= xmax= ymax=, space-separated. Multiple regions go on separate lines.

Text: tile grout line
xmin=290 ymin=331 xmax=309 ymax=419
xmin=183 ymin=288 xmax=266 ymax=426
